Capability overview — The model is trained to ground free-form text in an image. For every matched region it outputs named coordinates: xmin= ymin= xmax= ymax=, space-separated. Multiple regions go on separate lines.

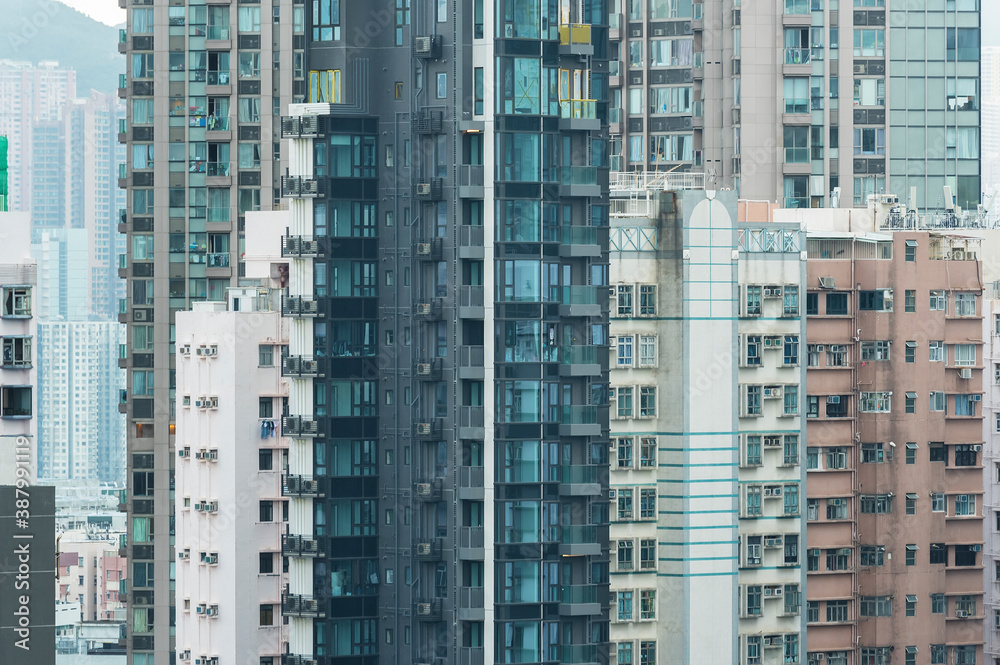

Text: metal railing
xmin=559 ymin=99 xmax=596 ymax=119
xmin=458 ymin=285 xmax=484 ymax=307
xmin=559 ymin=23 xmax=592 ymax=45
xmin=609 ymin=171 xmax=706 ymax=191
xmin=459 ymin=345 xmax=484 ymax=367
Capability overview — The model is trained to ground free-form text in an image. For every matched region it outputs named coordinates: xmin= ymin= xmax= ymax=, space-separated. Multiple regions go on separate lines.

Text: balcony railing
xmin=559 ymin=286 xmax=599 ymax=306
xmin=281 ymin=235 xmax=322 ymax=258
xmin=784 ymin=98 xmax=809 ymax=114
xmin=561 ymin=645 xmax=599 ymax=665
xmin=459 ymin=466 xmax=485 ymax=488
xmin=784 ymin=47 xmax=811 ymax=64
xmin=559 ymin=23 xmax=592 ymax=45
xmin=283 ymin=593 xmax=324 ymax=617
xmin=207 ymin=71 xmax=231 ymax=85
xmin=459 ymin=406 xmax=485 ymax=429
xmin=559 ymin=99 xmax=597 ymax=120
xmin=282 ymin=534 xmax=324 ymax=557
xmin=282 ymin=475 xmax=325 ymax=498
xmin=559 ymin=525 xmax=598 ymax=544
xmin=560 ymin=585 xmax=598 ymax=604
xmin=561 ymin=226 xmax=598 ymax=245
xmin=459 ymin=526 xmax=485 ymax=549
xmin=560 ymin=465 xmax=600 ymax=484
xmin=559 ymin=405 xmax=599 ymax=425
xmin=560 ymin=166 xmax=598 ymax=186
xmin=459 ymin=165 xmax=485 ymax=187
xmin=560 ymin=345 xmax=601 ymax=364
xmin=207 ymin=162 xmax=230 ymax=176
xmin=459 ymin=586 xmax=485 ymax=609
xmin=459 ymin=345 xmax=484 ymax=367
xmin=206 ymin=26 xmax=230 ymax=40
xmin=207 ymin=252 xmax=230 ymax=268
xmin=282 ymin=416 xmax=321 ymax=438
xmin=207 ymin=115 xmax=230 ymax=131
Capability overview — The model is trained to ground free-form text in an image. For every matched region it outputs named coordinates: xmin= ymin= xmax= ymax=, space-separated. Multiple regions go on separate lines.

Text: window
xmin=853 ymin=127 xmax=885 ymax=155
xmin=905 ymin=544 xmax=917 ymax=566
xmin=955 ymin=596 xmax=976 ymax=617
xmin=640 ymin=590 xmax=656 ymax=620
xmin=783 ymin=386 xmax=799 ymax=416
xmin=312 ymin=0 xmax=341 ymax=41
xmin=745 ymin=485 xmax=762 ymax=517
xmin=929 ymin=391 xmax=945 ymax=412
xmin=784 ymin=485 xmax=799 ymax=516
xmin=1 ymin=386 xmax=31 ymax=418
xmin=953 ymin=344 xmax=975 ymax=366
xmin=783 ymin=435 xmax=799 ymax=466
xmin=618 ymin=643 xmax=633 ymax=665
xmin=639 ymin=387 xmax=656 ymax=418
xmin=826 ymin=292 xmax=848 ymax=315
xmin=904 ymin=289 xmax=915 ymax=312
xmin=616 ymin=387 xmax=633 ymax=418
xmin=617 ymin=285 xmax=633 ymax=315
xmin=259 ymin=552 xmax=274 ymax=574
xmin=930 ymin=290 xmax=947 ymax=311
xmin=638 ymin=336 xmax=657 ymax=367
xmin=639 ymin=438 xmax=657 ymax=468
xmin=743 ymin=385 xmax=761 ymax=417
xmin=259 ymin=397 xmax=273 ymax=419
xmin=807 ymin=549 xmax=819 ymax=571
xmin=744 ymin=286 xmax=762 ymax=316
xmin=780 ymin=286 xmax=798 ymax=315
xmin=853 ymin=28 xmax=885 ymax=57
xmin=617 ymin=540 xmax=634 ymax=570
xmin=259 ymin=603 xmax=273 ymax=626
xmin=640 ymin=539 xmax=656 ymax=569
xmin=617 ymin=336 xmax=633 ymax=367
xmin=931 ymin=493 xmax=945 ymax=512
xmin=954 ymin=395 xmax=978 ymax=417
xmin=954 ymin=444 xmax=978 ymax=466
xmin=860 ymin=341 xmax=890 ymax=361
xmin=826 ymin=498 xmax=847 ymax=520
xmin=259 ymin=449 xmax=273 ymax=471
xmin=826 ymin=548 xmax=850 ymax=571
xmin=807 ymin=396 xmax=819 ymax=418
xmin=853 ymin=77 xmax=885 ymax=106
xmin=947 ymin=27 xmax=980 ymax=61
xmin=639 ymin=489 xmax=656 ymax=519
xmin=827 ymin=345 xmax=847 ymax=367
xmin=806 ymin=293 xmax=818 ymax=315
xmin=905 ymin=242 xmax=916 ymax=261
xmin=806 ymin=344 xmax=820 ymax=367
xmin=807 ymin=601 xmax=819 ymax=623
xmin=2 ymin=288 xmax=31 ymax=318
xmin=825 ymin=447 xmax=848 ymax=470
xmin=616 ymin=438 xmax=633 ymax=468
xmin=861 ymin=443 xmax=884 ymax=463
xmin=859 ymin=289 xmax=892 ymax=311
xmin=905 ymin=493 xmax=917 ymax=515
xmin=955 ymin=292 xmax=977 ymax=317
xmin=859 ymin=391 xmax=890 ymax=413
xmin=784 ymin=126 xmax=809 ymax=163
xmin=930 ymin=544 xmax=946 ymax=565
xmin=639 ymin=641 xmax=655 ymax=665
xmin=905 ymin=392 xmax=916 ymax=414
xmin=784 ymin=336 xmax=799 ymax=365
xmin=616 ymin=590 xmax=633 ymax=620
xmin=259 ymin=344 xmax=274 ymax=366
xmin=744 ymin=435 xmax=762 ymax=467
xmin=860 ymin=596 xmax=892 ymax=617
xmin=955 ymin=494 xmax=976 ymax=516
xmin=745 ymin=335 xmax=762 ymax=367
xmin=905 ymin=341 xmax=916 ymax=363
xmin=860 ymin=494 xmax=892 ymax=514
xmin=905 ymin=442 xmax=917 ymax=464
xmin=745 ymin=535 xmax=762 ymax=567
xmin=259 ymin=501 xmax=274 ymax=522
xmin=617 ymin=490 xmax=633 ymax=520
xmin=745 ymin=586 xmax=762 ymax=616
xmin=827 ymin=600 xmax=849 ymax=622
xmin=639 ymin=285 xmax=656 ymax=315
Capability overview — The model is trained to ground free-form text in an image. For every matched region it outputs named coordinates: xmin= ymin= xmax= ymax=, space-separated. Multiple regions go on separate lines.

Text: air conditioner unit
xmin=195 ymin=604 xmax=206 ymax=615
xmin=416 ymin=363 xmax=432 ymax=376
xmin=972 ymin=394 xmax=982 ymax=402
xmin=763 ymin=436 xmax=781 ymax=447
xmin=178 ymin=549 xmax=190 ymax=560
xmin=819 ymin=276 xmax=836 ymax=289
xmin=206 ymin=501 xmax=219 ymax=513
xmin=182 ymin=395 xmax=191 ymax=407
xmin=763 ymin=336 xmax=783 ymax=348
xmin=972 ymin=544 xmax=983 ymax=551
xmin=416 ymin=243 xmax=432 ymax=256
xmin=973 ymin=445 xmax=983 ymax=452
xmin=205 ymin=344 xmax=218 ymax=357
xmin=763 ymin=286 xmax=782 ymax=298
xmin=416 ymin=603 xmax=433 ymax=615
xmin=828 ymin=395 xmax=841 ymax=404
xmin=952 ymin=249 xmax=967 ymax=260
xmin=207 ymin=605 xmax=219 ymax=617
xmin=180 ymin=345 xmax=191 ymax=356
xmin=178 ymin=447 xmax=191 ymax=458
xmin=959 ymin=368 xmax=972 ymax=379
xmin=194 ymin=450 xmax=205 ymax=460
xmin=414 ymin=36 xmax=432 ymax=53
xmin=415 ymin=303 xmax=432 ymax=315
xmin=815 ymin=345 xmax=825 ymax=351
xmin=771 ymin=588 xmax=783 ymax=597
xmin=206 ymin=553 xmax=218 ymax=565
xmin=416 ymin=423 xmax=432 ymax=435
xmin=764 ymin=486 xmax=782 ymax=497
xmin=180 ymin=651 xmax=191 ymax=661
xmin=957 ymin=610 xmax=970 ymax=618
xmin=416 ymin=543 xmax=432 ymax=555
xmin=194 ymin=502 xmax=204 ymax=512
xmin=207 ymin=448 xmax=218 ymax=461
xmin=133 ymin=309 xmax=148 ymax=322
xmin=609 ymin=489 xmax=617 ymax=499
xmin=817 ymin=655 xmax=825 ymax=662
xmin=763 ymin=386 xmax=783 ymax=399
xmin=208 ymin=396 xmax=219 ymax=409
xmin=765 ymin=536 xmax=783 ymax=548
xmin=196 ymin=345 xmax=206 ymax=356
xmin=416 ymin=483 xmax=432 ymax=496
xmin=196 ymin=396 xmax=207 ymax=408
xmin=206 ymin=658 xmax=219 ymax=665
xmin=764 ymin=635 xmax=783 ymax=647
xmin=416 ymin=183 xmax=432 ymax=196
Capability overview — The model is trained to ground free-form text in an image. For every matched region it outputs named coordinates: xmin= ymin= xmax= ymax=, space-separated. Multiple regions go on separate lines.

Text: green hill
xmin=0 ymin=0 xmax=123 ymax=95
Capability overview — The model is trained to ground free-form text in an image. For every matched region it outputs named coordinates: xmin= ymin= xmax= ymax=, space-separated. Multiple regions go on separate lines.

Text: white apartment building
xmin=174 ymin=294 xmax=289 ymax=665
xmin=608 ymin=188 xmax=805 ymax=665
xmin=37 ymin=320 xmax=125 ymax=483
xmin=984 ymin=297 xmax=1000 ymax=662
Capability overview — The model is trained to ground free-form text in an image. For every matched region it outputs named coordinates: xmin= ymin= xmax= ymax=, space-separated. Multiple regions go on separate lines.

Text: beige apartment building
xmin=802 ymin=221 xmax=984 ymax=665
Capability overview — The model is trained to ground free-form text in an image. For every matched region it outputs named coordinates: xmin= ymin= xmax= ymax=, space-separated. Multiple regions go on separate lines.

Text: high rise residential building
xmin=787 ymin=204 xmax=986 ymax=665
xmin=983 ymin=294 xmax=1000 ymax=664
xmin=608 ymin=1 xmax=981 ymax=210
xmin=36 ymin=320 xmax=126 ymax=483
xmin=32 ymin=229 xmax=90 ymax=321
xmin=174 ymin=293 xmax=289 ymax=665
xmin=272 ymin=0 xmax=612 ymax=656
xmin=120 ymin=2 xmax=298 ymax=660
xmin=607 ymin=187 xmax=806 ymax=664
xmin=0 ymin=60 xmax=77 ymax=213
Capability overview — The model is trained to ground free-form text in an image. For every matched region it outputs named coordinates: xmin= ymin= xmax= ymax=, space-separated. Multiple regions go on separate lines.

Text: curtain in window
xmin=238 ymin=97 xmax=261 ymax=123
xmin=133 ymin=608 xmax=150 ymax=633
xmin=133 ymin=517 xmax=149 ymax=543
xmin=207 ymin=188 xmax=229 ymax=222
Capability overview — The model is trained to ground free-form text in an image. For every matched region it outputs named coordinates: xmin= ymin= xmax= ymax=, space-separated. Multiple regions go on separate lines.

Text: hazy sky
xmin=58 ymin=0 xmax=124 ymax=27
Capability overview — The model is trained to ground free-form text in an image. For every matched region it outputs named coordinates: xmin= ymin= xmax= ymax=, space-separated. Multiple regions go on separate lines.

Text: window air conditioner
xmin=972 ymin=394 xmax=982 ymax=402
xmin=178 ymin=447 xmax=190 ymax=458
xmin=972 ymin=445 xmax=982 ymax=452
xmin=208 ymin=396 xmax=219 ymax=409
xmin=207 ymin=605 xmax=219 ymax=617
xmin=180 ymin=345 xmax=191 ymax=356
xmin=959 ymin=368 xmax=972 ymax=379
xmin=763 ymin=386 xmax=783 ymax=399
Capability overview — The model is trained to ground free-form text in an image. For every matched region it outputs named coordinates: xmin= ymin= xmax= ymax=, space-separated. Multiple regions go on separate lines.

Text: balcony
xmin=415 ymin=178 xmax=445 ymax=201
xmin=207 ymin=252 xmax=230 ymax=269
xmin=281 ymin=235 xmax=323 ymax=258
xmin=558 ymin=285 xmax=601 ymax=317
xmin=282 ymin=355 xmax=325 ymax=378
xmin=118 ymin=254 xmax=127 ymax=278
xmin=207 ymin=161 xmax=230 ymax=177
xmin=558 ymin=465 xmax=602 ymax=496
xmin=118 ymin=28 xmax=127 ymax=52
xmin=282 ymin=416 xmax=322 ymax=438
xmin=559 ymin=226 xmax=602 ymax=258
xmin=559 ymin=23 xmax=594 ymax=56
xmin=458 ymin=647 xmax=485 ymax=665
xmin=558 ymin=405 xmax=602 ymax=437
xmin=459 ymin=165 xmax=485 ymax=199
xmin=559 ymin=345 xmax=603 ymax=377
xmin=457 ymin=286 xmax=485 ymax=319
xmin=558 ymin=525 xmax=601 ymax=556
xmin=415 ymin=358 xmax=443 ymax=380
xmin=458 ymin=345 xmax=485 ymax=380
xmin=414 ymin=479 xmax=444 ymax=501
xmin=207 ymin=115 xmax=231 ymax=132
xmin=415 ymin=538 xmax=444 ymax=559
xmin=283 ymin=593 xmax=324 ymax=618
xmin=414 ymin=419 xmax=444 ymax=440
xmin=414 ymin=599 xmax=443 ymax=621
xmin=281 ymin=295 xmax=321 ymax=318
xmin=458 ymin=586 xmax=485 ymax=621
xmin=458 ymin=224 xmax=485 ymax=259
xmin=281 ymin=176 xmax=324 ymax=198
xmin=458 ymin=526 xmax=485 ymax=558
xmin=282 ymin=475 xmax=325 ymax=498
xmin=459 ymin=466 xmax=485 ymax=500
xmin=207 ymin=70 xmax=231 ymax=86
xmin=561 ymin=645 xmax=600 ymax=665
xmin=117 ymin=73 xmax=126 ymax=98
xmin=415 ymin=237 xmax=444 ymax=261
xmin=412 ymin=111 xmax=444 ymax=134
xmin=559 ymin=166 xmax=601 ymax=197
xmin=414 ymin=298 xmax=444 ymax=320
xmin=784 ymin=47 xmax=811 ymax=68
xmin=559 ymin=585 xmax=601 ymax=616
xmin=459 ymin=406 xmax=486 ymax=440
xmin=282 ymin=534 xmax=324 ymax=558
xmin=559 ymin=100 xmax=600 ymax=131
